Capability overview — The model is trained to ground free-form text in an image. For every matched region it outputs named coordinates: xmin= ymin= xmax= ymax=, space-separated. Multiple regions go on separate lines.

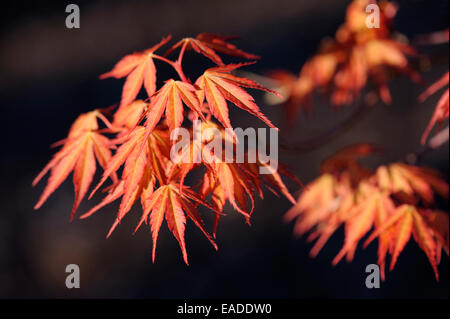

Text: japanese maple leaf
xmin=202 ymin=163 xmax=256 ymax=228
xmin=90 ymin=126 xmax=171 ymax=200
xmin=165 ymin=33 xmax=259 ymax=66
xmin=112 ymin=99 xmax=148 ymax=131
xmin=285 ymin=173 xmax=357 ymax=258
xmin=210 ymin=162 xmax=258 ymax=222
xmin=167 ymin=120 xmax=238 ymax=194
xmin=270 ymin=0 xmax=420 ymax=124
xmin=320 ymin=143 xmax=380 ymax=176
xmin=135 ymin=183 xmax=218 ymax=264
xmin=285 ymin=143 xmax=449 ymax=280
xmin=265 ymin=69 xmax=314 ymax=123
xmin=419 ymin=71 xmax=449 ymax=144
xmin=197 ymin=151 xmax=296 ymax=235
xmin=285 ymin=143 xmax=379 ymax=240
xmin=100 ymin=36 xmax=171 ymax=109
xmin=166 ymin=133 xmax=212 ymax=194
xmin=143 ymin=79 xmax=205 ymax=136
xmin=186 ymin=150 xmax=259 ymax=224
xmin=33 ymin=111 xmax=113 ymax=220
xmin=81 ymin=170 xmax=155 ymax=238
xmin=376 ymin=163 xmax=449 ymax=205
xmin=82 ymin=127 xmax=172 ymax=236
xmin=195 ymin=63 xmax=281 ymax=130
xmin=244 ymin=156 xmax=297 ymax=205
xmin=284 ymin=174 xmax=337 ymax=228
xmin=365 ymin=205 xmax=442 ymax=280
xmin=200 ymin=170 xmax=226 ymax=237
xmin=421 ymin=209 xmax=450 ymax=260
xmin=332 ymin=189 xmax=395 ymax=272
xmin=107 ymin=142 xmax=154 ymax=234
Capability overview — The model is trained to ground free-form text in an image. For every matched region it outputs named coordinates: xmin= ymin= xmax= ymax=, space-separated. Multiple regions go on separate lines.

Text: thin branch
xmin=279 ymin=98 xmax=374 ymax=154
xmin=152 ymin=54 xmax=188 ymax=83
xmin=176 ymin=40 xmax=188 ymax=66
xmin=405 ymin=126 xmax=449 ymax=164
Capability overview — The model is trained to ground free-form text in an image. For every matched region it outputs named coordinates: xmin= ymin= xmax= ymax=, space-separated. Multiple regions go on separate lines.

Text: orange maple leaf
xmin=90 ymin=126 xmax=170 ymax=201
xmin=165 ymin=33 xmax=259 ymax=66
xmin=270 ymin=0 xmax=420 ymax=123
xmin=135 ymin=184 xmax=218 ymax=264
xmin=285 ymin=144 xmax=449 ymax=280
xmin=195 ymin=63 xmax=281 ymax=130
xmin=364 ymin=205 xmax=442 ymax=280
xmin=34 ymin=34 xmax=298 ymax=266
xmin=100 ymin=36 xmax=172 ymax=109
xmin=419 ymin=72 xmax=449 ymax=144
xmin=143 ymin=79 xmax=205 ymax=136
xmin=112 ymin=99 xmax=148 ymax=131
xmin=33 ymin=111 xmax=114 ymax=220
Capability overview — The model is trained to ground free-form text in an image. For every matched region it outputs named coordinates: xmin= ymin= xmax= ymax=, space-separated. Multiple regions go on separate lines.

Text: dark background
xmin=0 ymin=0 xmax=448 ymax=298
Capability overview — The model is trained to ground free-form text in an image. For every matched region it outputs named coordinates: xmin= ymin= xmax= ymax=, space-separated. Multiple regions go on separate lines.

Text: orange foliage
xmin=285 ymin=144 xmax=449 ymax=280
xmin=34 ymin=34 xmax=295 ymax=264
xmin=417 ymin=29 xmax=449 ymax=145
xmin=271 ymin=0 xmax=420 ymax=122
xmin=419 ymin=71 xmax=449 ymax=144
xmin=33 ymin=2 xmax=448 ymax=282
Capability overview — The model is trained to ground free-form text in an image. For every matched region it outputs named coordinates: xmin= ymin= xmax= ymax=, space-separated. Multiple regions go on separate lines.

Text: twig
xmin=405 ymin=126 xmax=449 ymax=164
xmin=152 ymin=54 xmax=188 ymax=83
xmin=279 ymin=98 xmax=374 ymax=154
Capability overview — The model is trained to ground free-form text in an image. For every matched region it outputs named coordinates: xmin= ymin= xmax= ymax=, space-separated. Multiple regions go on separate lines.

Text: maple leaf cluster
xmin=270 ymin=0 xmax=420 ymax=122
xmin=33 ymin=34 xmax=296 ymax=264
xmin=32 ymin=2 xmax=448 ymax=283
xmin=285 ymin=144 xmax=449 ymax=280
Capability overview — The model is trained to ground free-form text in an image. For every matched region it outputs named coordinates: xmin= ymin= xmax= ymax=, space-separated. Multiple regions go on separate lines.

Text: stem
xmin=152 ymin=54 xmax=188 ymax=83
xmin=280 ymin=97 xmax=374 ymax=154
xmin=177 ymin=40 xmax=188 ymax=66
xmin=405 ymin=126 xmax=449 ymax=165
xmin=429 ymin=126 xmax=449 ymax=149
xmin=96 ymin=111 xmax=113 ymax=129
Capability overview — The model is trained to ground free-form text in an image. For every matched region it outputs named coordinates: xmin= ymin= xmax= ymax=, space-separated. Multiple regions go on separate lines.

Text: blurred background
xmin=0 ymin=0 xmax=448 ymax=298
